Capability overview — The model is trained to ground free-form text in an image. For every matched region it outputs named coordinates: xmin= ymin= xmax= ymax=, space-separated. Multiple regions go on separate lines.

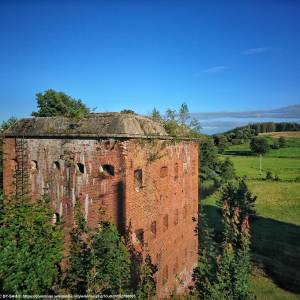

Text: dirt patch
xmin=259 ymin=131 xmax=300 ymax=138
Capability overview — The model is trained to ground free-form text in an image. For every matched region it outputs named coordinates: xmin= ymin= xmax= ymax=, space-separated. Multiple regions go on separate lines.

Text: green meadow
xmin=203 ymin=136 xmax=300 ymax=299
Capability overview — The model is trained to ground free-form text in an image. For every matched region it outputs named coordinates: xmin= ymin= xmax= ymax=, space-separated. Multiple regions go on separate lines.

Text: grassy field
xmin=259 ymin=131 xmax=300 ymax=138
xmin=203 ymin=134 xmax=300 ymax=299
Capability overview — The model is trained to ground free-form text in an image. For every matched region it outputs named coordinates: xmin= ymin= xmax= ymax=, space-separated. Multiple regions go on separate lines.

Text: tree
xmin=217 ymin=179 xmax=257 ymax=221
xmin=88 ymin=219 xmax=131 ymax=295
xmin=214 ymin=135 xmax=228 ymax=154
xmin=0 ymin=195 xmax=63 ymax=294
xmin=165 ymin=109 xmax=176 ymax=121
xmin=64 ymin=201 xmax=91 ymax=294
xmin=31 ymin=89 xmax=90 ymax=119
xmin=250 ymin=137 xmax=270 ymax=173
xmin=219 ymin=158 xmax=235 ymax=183
xmin=150 ymin=108 xmax=162 ymax=123
xmin=136 ymin=254 xmax=157 ymax=300
xmin=0 ymin=117 xmax=18 ymax=133
xmin=178 ymin=102 xmax=189 ymax=125
xmin=193 ymin=204 xmax=217 ymax=299
xmin=278 ymin=136 xmax=287 ymax=148
xmin=211 ymin=203 xmax=253 ymax=300
xmin=199 ymin=139 xmax=219 ymax=183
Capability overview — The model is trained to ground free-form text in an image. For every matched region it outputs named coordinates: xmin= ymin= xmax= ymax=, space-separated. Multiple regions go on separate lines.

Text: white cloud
xmin=202 ymin=66 xmax=229 ymax=73
xmin=242 ymin=47 xmax=271 ymax=55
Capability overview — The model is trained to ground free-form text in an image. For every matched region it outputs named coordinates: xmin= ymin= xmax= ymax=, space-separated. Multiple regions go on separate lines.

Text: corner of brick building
xmin=2 ymin=137 xmax=199 ymax=299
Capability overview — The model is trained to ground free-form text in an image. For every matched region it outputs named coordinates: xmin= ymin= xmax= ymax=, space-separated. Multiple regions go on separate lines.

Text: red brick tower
xmin=3 ymin=113 xmax=198 ymax=298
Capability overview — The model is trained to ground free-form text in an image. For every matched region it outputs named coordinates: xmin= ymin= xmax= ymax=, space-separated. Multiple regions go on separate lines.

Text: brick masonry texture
xmin=3 ymin=137 xmax=198 ymax=299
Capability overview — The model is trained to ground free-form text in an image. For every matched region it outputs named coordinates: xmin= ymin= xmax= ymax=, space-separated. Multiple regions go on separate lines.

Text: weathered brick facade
xmin=3 ymin=114 xmax=198 ymax=299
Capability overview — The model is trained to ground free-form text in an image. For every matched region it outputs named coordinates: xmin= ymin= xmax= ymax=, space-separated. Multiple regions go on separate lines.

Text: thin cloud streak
xmin=202 ymin=66 xmax=229 ymax=73
xmin=242 ymin=47 xmax=271 ymax=55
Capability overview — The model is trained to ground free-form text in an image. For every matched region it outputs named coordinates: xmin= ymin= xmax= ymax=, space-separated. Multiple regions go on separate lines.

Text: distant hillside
xmin=215 ymin=122 xmax=300 ymax=144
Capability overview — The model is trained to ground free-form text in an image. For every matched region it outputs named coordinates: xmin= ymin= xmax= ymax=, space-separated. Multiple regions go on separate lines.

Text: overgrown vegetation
xmin=193 ymin=183 xmax=254 ymax=299
xmin=150 ymin=103 xmax=202 ymax=137
xmin=31 ymin=89 xmax=90 ymax=119
xmin=0 ymin=195 xmax=64 ymax=294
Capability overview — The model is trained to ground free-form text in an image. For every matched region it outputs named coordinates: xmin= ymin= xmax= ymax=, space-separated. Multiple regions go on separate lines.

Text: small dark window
xmin=163 ymin=214 xmax=168 ymax=232
xmin=53 ymin=161 xmax=60 ymax=170
xmin=104 ymin=140 xmax=110 ymax=150
xmin=31 ymin=160 xmax=38 ymax=171
xmin=77 ymin=163 xmax=85 ymax=174
xmin=151 ymin=221 xmax=157 ymax=235
xmin=135 ymin=229 xmax=144 ymax=246
xmin=100 ymin=164 xmax=115 ymax=176
xmin=134 ymin=169 xmax=143 ymax=191
xmin=52 ymin=213 xmax=60 ymax=225
xmin=160 ymin=166 xmax=168 ymax=178
xmin=174 ymin=209 xmax=179 ymax=225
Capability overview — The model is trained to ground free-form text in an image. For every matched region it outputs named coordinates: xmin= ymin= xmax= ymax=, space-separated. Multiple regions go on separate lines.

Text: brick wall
xmin=3 ymin=137 xmax=198 ymax=299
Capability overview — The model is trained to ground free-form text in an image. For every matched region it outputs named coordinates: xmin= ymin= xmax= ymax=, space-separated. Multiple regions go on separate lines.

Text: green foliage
xmin=178 ymin=102 xmax=189 ymax=125
xmin=194 ymin=198 xmax=253 ymax=299
xmin=150 ymin=103 xmax=202 ymax=137
xmin=214 ymin=135 xmax=228 ymax=153
xmin=150 ymin=108 xmax=162 ymax=123
xmin=219 ymin=158 xmax=236 ymax=183
xmin=136 ymin=254 xmax=157 ymax=300
xmin=120 ymin=109 xmax=136 ymax=114
xmin=272 ymin=140 xmax=280 ymax=149
xmin=278 ymin=136 xmax=287 ymax=148
xmin=265 ymin=171 xmax=273 ymax=181
xmin=199 ymin=140 xmax=235 ymax=187
xmin=193 ymin=204 xmax=217 ymax=299
xmin=88 ymin=220 xmax=131 ymax=295
xmin=0 ymin=116 xmax=18 ymax=132
xmin=199 ymin=139 xmax=219 ymax=182
xmin=31 ymin=89 xmax=90 ymax=119
xmin=222 ymin=122 xmax=300 ymax=144
xmin=64 ymin=201 xmax=91 ymax=294
xmin=250 ymin=137 xmax=270 ymax=155
xmin=217 ymin=179 xmax=257 ymax=220
xmin=0 ymin=195 xmax=63 ymax=294
xmin=212 ymin=202 xmax=253 ymax=300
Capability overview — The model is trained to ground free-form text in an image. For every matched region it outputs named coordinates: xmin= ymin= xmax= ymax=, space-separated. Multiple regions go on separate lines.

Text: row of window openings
xmin=26 ymin=160 xmax=115 ymax=176
xmin=23 ymin=161 xmax=189 ymax=192
xmin=135 ymin=209 xmax=184 ymax=245
xmin=28 ymin=161 xmax=180 ymax=179
xmin=24 ymin=161 xmax=182 ymax=190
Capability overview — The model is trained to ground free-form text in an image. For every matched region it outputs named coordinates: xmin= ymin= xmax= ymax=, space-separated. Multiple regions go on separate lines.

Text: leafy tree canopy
xmin=31 ymin=89 xmax=90 ymax=119
xmin=250 ymin=137 xmax=270 ymax=155
xmin=217 ymin=179 xmax=257 ymax=220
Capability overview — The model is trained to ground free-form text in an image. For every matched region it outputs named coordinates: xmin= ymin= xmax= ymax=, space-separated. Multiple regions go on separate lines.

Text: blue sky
xmin=0 ymin=0 xmax=300 ymax=122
